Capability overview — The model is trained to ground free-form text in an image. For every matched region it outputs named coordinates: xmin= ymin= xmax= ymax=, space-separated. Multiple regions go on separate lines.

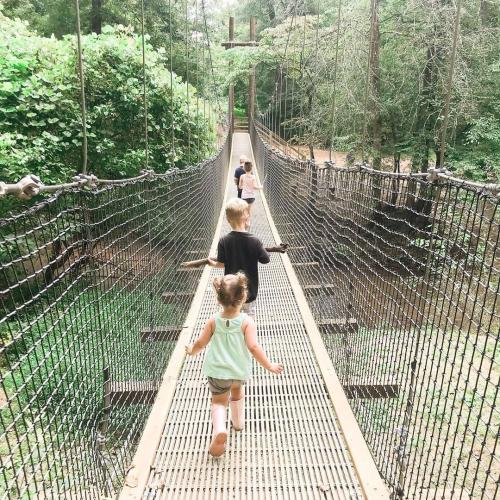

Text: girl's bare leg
xmin=209 ymin=392 xmax=230 ymax=457
xmin=230 ymin=384 xmax=245 ymax=431
xmin=245 ymin=204 xmax=253 ymax=231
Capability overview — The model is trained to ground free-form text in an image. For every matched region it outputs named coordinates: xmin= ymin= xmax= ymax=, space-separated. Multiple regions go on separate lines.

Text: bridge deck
xmin=120 ymin=133 xmax=388 ymax=499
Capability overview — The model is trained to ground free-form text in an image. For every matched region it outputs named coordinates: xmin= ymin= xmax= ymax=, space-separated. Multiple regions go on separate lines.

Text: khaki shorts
xmin=242 ymin=301 xmax=256 ymax=318
xmin=207 ymin=377 xmax=246 ymax=395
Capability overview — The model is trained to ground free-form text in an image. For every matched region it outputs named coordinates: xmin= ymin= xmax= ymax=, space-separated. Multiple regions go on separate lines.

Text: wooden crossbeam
xmin=221 ymin=41 xmax=259 ymax=48
xmin=303 ymin=284 xmax=337 ymax=295
xmin=318 ymin=318 xmax=359 ymax=334
xmin=319 ymin=318 xmax=358 ymax=327
xmin=343 ymin=384 xmax=399 ymax=399
xmin=161 ymin=291 xmax=194 ymax=304
xmin=108 ymin=380 xmax=160 ymax=406
xmin=140 ymin=326 xmax=182 ymax=342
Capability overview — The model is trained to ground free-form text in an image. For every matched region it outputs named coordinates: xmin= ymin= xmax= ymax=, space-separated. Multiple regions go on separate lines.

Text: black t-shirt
xmin=217 ymin=231 xmax=270 ymax=303
xmin=234 ymin=166 xmax=245 ymax=186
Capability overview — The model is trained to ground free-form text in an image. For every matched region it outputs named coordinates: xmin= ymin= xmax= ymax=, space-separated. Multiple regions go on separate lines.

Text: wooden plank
xmin=318 ymin=318 xmax=358 ymax=326
xmin=221 ymin=41 xmax=259 ymax=48
xmin=319 ymin=318 xmax=359 ymax=334
xmin=177 ymin=267 xmax=203 ymax=273
xmin=303 ymin=284 xmax=337 ymax=296
xmin=343 ymin=385 xmax=399 ymax=399
xmin=161 ymin=291 xmax=194 ymax=305
xmin=109 ymin=380 xmax=160 ymax=406
xmin=140 ymin=326 xmax=183 ymax=342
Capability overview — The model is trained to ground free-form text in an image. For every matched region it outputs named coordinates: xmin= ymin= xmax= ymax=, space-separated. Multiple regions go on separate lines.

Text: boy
xmin=208 ymin=198 xmax=270 ymax=317
xmin=234 ymin=155 xmax=247 ymax=198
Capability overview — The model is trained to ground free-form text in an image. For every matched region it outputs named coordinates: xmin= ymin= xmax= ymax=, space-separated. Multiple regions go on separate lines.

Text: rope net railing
xmin=0 ymin=135 xmax=230 ymax=498
xmin=251 ymin=121 xmax=499 ymax=499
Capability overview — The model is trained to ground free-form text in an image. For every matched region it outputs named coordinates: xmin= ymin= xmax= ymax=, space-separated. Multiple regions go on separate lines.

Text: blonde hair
xmin=239 ymin=155 xmax=248 ymax=163
xmin=243 ymin=161 xmax=253 ymax=173
xmin=213 ymin=273 xmax=248 ymax=307
xmin=225 ymin=197 xmax=248 ymax=226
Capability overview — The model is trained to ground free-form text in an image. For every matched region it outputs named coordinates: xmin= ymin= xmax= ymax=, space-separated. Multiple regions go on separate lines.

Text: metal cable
xmin=74 ymin=0 xmax=88 ymax=175
xmin=140 ymin=0 xmax=149 ymax=169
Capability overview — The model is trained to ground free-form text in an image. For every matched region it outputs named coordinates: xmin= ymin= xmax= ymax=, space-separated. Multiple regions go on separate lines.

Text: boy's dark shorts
xmin=243 ymin=198 xmax=255 ymax=204
xmin=207 ymin=377 xmax=246 ymax=395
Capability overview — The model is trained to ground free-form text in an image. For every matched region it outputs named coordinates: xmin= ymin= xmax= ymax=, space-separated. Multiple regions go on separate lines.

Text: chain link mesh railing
xmin=0 ymin=133 xmax=230 ymax=498
xmin=251 ymin=121 xmax=499 ymax=499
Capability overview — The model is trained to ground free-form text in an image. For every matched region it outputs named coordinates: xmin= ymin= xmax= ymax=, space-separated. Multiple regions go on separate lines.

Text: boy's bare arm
xmin=243 ymin=318 xmax=283 ymax=374
xmin=180 ymin=244 xmax=288 ymax=268
xmin=179 ymin=257 xmax=223 ymax=268
xmin=186 ymin=317 xmax=215 ymax=356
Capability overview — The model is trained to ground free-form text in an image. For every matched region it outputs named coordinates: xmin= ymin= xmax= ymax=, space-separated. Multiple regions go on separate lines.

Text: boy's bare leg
xmin=230 ymin=384 xmax=245 ymax=431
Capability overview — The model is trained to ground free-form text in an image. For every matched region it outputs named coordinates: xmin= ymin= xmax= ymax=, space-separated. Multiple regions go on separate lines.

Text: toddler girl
xmin=185 ymin=272 xmax=283 ymax=457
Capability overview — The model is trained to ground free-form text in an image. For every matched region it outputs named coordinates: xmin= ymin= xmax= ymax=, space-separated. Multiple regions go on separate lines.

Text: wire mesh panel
xmin=0 ymin=136 xmax=230 ymax=498
xmin=251 ymin=122 xmax=499 ymax=499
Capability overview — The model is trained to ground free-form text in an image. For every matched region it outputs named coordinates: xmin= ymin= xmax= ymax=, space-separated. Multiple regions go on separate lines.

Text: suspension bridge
xmin=0 ymin=3 xmax=499 ymax=500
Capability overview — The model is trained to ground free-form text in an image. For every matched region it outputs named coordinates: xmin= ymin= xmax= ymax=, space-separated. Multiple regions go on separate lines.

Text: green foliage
xmin=0 ymin=13 xmax=215 ymax=189
xmin=247 ymin=0 xmax=499 ymax=180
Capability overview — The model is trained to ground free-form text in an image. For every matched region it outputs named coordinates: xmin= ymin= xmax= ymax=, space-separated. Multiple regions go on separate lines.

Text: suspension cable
xmin=169 ymin=0 xmax=175 ymax=166
xmin=439 ymin=0 xmax=462 ymax=168
xmin=361 ymin=0 xmax=377 ymax=163
xmin=329 ymin=0 xmax=343 ymax=161
xmin=74 ymin=0 xmax=88 ymax=174
xmin=140 ymin=0 xmax=149 ymax=169
xmin=185 ymin=0 xmax=191 ymax=164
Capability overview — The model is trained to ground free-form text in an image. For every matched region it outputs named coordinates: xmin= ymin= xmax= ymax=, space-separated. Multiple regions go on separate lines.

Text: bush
xmin=0 ymin=14 xmax=216 ymax=188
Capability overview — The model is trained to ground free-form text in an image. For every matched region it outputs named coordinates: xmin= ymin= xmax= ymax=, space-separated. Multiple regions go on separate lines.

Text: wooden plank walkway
xmin=120 ymin=133 xmax=388 ymax=499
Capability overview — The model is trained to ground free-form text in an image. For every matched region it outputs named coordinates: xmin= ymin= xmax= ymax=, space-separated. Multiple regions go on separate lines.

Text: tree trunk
xmin=480 ymin=0 xmax=494 ymax=26
xmin=393 ymin=151 xmax=400 ymax=173
xmin=267 ymin=1 xmax=276 ymax=23
xmin=91 ymin=0 xmax=102 ymax=35
xmin=434 ymin=146 xmax=442 ymax=167
xmin=412 ymin=45 xmax=435 ymax=173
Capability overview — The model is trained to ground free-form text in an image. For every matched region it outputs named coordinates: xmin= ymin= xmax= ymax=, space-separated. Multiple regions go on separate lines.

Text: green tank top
xmin=203 ymin=312 xmax=252 ymax=381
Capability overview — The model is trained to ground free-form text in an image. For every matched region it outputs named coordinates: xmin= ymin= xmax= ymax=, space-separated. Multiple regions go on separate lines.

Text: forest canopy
xmin=227 ymin=0 xmax=500 ymax=181
xmin=0 ymin=0 xmax=499 ymax=184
